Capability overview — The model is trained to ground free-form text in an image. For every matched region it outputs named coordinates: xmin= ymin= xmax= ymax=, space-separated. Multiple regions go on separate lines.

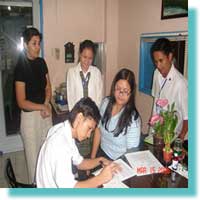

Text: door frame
xmin=0 ymin=0 xmax=41 ymax=153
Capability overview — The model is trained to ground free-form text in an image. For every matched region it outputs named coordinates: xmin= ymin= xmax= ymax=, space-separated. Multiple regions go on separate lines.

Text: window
xmin=139 ymin=31 xmax=188 ymax=96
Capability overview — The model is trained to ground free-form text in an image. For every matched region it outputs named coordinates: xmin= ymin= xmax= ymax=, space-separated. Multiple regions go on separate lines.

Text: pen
xmin=99 ymin=160 xmax=104 ymax=167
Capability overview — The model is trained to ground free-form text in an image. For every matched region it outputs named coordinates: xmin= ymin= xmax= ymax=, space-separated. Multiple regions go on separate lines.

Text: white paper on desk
xmin=169 ymin=163 xmax=188 ymax=179
xmin=104 ymin=177 xmax=129 ymax=188
xmin=113 ymin=159 xmax=135 ymax=181
xmin=92 ymin=159 xmax=134 ymax=187
xmin=125 ymin=150 xmax=164 ymax=176
xmin=93 ymin=159 xmax=135 ymax=181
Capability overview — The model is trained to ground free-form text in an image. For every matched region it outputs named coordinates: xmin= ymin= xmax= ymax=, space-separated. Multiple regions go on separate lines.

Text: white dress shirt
xmin=36 ymin=121 xmax=83 ymax=188
xmin=152 ymin=64 xmax=188 ymax=137
xmin=66 ymin=63 xmax=103 ymax=111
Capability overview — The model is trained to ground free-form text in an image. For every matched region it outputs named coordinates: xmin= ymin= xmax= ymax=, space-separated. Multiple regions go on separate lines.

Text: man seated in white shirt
xmin=36 ymin=97 xmax=119 ymax=188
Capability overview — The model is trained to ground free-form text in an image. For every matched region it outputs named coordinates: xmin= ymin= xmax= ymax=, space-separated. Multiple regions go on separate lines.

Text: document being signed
xmin=93 ymin=159 xmax=135 ymax=188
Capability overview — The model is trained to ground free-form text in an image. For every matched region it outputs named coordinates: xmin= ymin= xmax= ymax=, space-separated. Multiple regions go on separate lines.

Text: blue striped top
xmin=99 ymin=97 xmax=141 ymax=160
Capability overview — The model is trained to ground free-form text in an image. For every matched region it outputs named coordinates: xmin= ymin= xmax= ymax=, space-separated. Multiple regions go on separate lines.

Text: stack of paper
xmin=103 ymin=178 xmax=129 ymax=188
xmin=169 ymin=163 xmax=188 ymax=179
xmin=125 ymin=150 xmax=164 ymax=176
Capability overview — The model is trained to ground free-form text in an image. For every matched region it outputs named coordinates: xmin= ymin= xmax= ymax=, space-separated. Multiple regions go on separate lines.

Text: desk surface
xmin=123 ymin=170 xmax=188 ymax=188
xmin=122 ymin=142 xmax=188 ymax=188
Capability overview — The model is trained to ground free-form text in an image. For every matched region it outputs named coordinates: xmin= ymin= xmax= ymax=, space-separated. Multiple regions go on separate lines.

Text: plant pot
xmin=163 ymin=148 xmax=173 ymax=164
xmin=153 ymin=134 xmax=164 ymax=148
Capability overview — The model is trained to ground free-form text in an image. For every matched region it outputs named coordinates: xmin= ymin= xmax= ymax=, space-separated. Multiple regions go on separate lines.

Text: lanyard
xmin=158 ymin=78 xmax=167 ymax=98
xmin=156 ymin=78 xmax=167 ymax=114
xmin=80 ymin=71 xmax=90 ymax=87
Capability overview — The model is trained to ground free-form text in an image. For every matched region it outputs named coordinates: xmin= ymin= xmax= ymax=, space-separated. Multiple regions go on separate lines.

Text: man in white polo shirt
xmin=151 ymin=38 xmax=188 ymax=141
xmin=36 ymin=97 xmax=119 ymax=188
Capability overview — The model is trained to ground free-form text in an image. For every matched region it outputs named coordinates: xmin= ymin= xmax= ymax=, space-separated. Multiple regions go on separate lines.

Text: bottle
xmin=173 ymin=138 xmax=183 ymax=157
xmin=172 ymin=152 xmax=179 ymax=170
xmin=171 ymin=171 xmax=176 ymax=182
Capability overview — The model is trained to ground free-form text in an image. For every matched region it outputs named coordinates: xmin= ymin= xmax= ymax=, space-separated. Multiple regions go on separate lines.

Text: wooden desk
xmin=122 ymin=142 xmax=188 ymax=188
xmin=123 ymin=170 xmax=188 ymax=188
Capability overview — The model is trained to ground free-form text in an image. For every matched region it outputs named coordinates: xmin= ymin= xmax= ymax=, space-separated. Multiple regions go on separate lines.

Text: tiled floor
xmin=0 ymin=150 xmax=28 ymax=188
xmin=0 ymin=108 xmax=66 ymax=188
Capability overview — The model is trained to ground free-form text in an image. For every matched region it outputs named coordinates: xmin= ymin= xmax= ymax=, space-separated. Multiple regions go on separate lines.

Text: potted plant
xmin=149 ymin=100 xmax=178 ymax=163
xmin=162 ymin=103 xmax=178 ymax=163
xmin=149 ymin=99 xmax=168 ymax=147
xmin=149 ymin=114 xmax=164 ymax=147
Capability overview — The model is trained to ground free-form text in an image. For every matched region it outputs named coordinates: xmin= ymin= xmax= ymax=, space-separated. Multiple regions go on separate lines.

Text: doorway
xmin=0 ymin=0 xmax=40 ymax=153
xmin=0 ymin=2 xmax=32 ymax=136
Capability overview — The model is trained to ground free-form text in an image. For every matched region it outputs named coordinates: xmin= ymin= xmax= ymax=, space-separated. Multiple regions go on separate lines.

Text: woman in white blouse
xmin=66 ymin=40 xmax=103 ymax=111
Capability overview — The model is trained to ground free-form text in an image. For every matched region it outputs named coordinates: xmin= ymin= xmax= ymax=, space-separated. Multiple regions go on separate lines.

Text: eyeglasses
xmin=115 ymin=87 xmax=131 ymax=96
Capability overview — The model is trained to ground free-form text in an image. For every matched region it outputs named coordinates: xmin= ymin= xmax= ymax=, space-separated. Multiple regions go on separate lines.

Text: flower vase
xmin=153 ymin=134 xmax=164 ymax=148
xmin=163 ymin=148 xmax=173 ymax=164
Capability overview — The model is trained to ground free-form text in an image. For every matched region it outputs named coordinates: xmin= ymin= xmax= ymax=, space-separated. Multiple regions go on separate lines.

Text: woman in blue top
xmin=91 ymin=68 xmax=141 ymax=160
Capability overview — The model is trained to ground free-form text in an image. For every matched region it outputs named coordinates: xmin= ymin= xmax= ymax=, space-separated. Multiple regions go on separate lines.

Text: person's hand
xmin=99 ymin=157 xmax=112 ymax=166
xmin=40 ymin=110 xmax=46 ymax=119
xmin=98 ymin=162 xmax=121 ymax=184
xmin=40 ymin=104 xmax=51 ymax=118
xmin=86 ymin=170 xmax=91 ymax=177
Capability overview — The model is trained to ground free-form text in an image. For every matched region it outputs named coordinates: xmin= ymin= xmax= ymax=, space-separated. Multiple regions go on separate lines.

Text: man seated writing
xmin=36 ymin=97 xmax=119 ymax=188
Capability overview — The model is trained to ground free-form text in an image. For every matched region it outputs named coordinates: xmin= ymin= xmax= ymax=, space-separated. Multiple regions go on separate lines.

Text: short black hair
xmin=68 ymin=97 xmax=101 ymax=126
xmin=151 ymin=38 xmax=173 ymax=59
xmin=79 ymin=40 xmax=96 ymax=55
xmin=22 ymin=27 xmax=42 ymax=44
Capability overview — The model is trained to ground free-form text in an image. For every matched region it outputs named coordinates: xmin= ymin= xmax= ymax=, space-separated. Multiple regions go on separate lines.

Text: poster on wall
xmin=161 ymin=0 xmax=188 ymax=19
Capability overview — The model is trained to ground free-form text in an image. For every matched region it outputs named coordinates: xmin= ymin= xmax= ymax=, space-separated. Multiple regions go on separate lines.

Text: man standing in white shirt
xmin=36 ymin=97 xmax=119 ymax=188
xmin=151 ymin=38 xmax=188 ymax=141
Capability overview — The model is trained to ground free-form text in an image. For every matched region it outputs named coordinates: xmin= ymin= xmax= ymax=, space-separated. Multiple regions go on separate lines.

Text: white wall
xmin=118 ymin=0 xmax=188 ymax=133
xmin=42 ymin=0 xmax=188 ymax=133
xmin=42 ymin=0 xmax=106 ymax=89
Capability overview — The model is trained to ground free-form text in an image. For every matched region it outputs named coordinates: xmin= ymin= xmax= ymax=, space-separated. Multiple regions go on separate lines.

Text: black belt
xmin=22 ymin=109 xmax=32 ymax=112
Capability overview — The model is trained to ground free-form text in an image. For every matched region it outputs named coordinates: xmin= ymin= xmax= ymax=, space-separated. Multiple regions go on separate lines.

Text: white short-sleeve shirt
xmin=36 ymin=121 xmax=83 ymax=188
xmin=152 ymin=64 xmax=188 ymax=136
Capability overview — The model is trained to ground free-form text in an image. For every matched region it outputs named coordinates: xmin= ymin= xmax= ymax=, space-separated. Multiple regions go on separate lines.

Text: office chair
xmin=5 ymin=158 xmax=36 ymax=188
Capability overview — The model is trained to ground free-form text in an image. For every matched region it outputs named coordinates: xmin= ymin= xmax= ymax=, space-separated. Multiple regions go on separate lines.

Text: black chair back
xmin=5 ymin=158 xmax=36 ymax=188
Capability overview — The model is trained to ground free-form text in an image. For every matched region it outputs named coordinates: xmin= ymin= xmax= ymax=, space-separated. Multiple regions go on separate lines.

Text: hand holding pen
xmin=99 ymin=157 xmax=112 ymax=167
xmin=98 ymin=161 xmax=121 ymax=183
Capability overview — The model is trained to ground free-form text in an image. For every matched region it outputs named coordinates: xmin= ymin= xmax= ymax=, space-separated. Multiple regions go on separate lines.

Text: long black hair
xmin=102 ymin=68 xmax=139 ymax=137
